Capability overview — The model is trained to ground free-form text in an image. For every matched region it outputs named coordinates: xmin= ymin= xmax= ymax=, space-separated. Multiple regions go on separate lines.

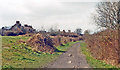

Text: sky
xmin=0 ymin=0 xmax=105 ymax=33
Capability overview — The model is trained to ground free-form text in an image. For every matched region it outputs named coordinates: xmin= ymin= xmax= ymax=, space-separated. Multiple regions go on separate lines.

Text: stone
xmin=68 ymin=61 xmax=72 ymax=63
xmin=83 ymin=66 xmax=88 ymax=68
xmin=68 ymin=54 xmax=72 ymax=57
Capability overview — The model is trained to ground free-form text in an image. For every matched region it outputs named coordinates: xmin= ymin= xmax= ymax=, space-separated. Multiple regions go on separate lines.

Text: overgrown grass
xmin=2 ymin=36 xmax=77 ymax=69
xmin=80 ymin=41 xmax=117 ymax=68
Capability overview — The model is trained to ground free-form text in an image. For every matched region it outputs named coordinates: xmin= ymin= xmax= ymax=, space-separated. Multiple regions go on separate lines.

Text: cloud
xmin=0 ymin=0 xmax=97 ymax=33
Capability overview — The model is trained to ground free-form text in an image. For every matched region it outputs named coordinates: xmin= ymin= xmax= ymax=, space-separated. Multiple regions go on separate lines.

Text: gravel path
xmin=46 ymin=42 xmax=90 ymax=68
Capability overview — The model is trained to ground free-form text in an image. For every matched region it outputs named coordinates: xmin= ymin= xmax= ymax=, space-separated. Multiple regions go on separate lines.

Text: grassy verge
xmin=80 ymin=41 xmax=117 ymax=68
xmin=2 ymin=36 xmax=77 ymax=68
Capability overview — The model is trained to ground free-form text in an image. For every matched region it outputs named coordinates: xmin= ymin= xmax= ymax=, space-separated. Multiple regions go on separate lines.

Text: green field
xmin=2 ymin=36 xmax=77 ymax=68
xmin=80 ymin=41 xmax=117 ymax=68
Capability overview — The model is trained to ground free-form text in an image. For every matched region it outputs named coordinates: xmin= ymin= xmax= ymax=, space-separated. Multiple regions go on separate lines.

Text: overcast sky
xmin=0 ymin=0 xmax=103 ymax=33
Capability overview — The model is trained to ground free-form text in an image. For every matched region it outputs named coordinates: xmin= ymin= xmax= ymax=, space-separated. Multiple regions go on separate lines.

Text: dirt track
xmin=46 ymin=42 xmax=90 ymax=68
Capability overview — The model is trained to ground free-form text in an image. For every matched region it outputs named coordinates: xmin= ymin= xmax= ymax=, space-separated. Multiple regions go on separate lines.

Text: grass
xmin=56 ymin=42 xmax=77 ymax=51
xmin=2 ymin=36 xmax=77 ymax=69
xmin=80 ymin=41 xmax=117 ymax=68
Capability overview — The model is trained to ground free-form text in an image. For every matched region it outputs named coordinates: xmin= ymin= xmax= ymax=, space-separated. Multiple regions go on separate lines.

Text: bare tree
xmin=75 ymin=28 xmax=82 ymax=35
xmin=94 ymin=1 xmax=120 ymax=30
xmin=48 ymin=26 xmax=54 ymax=33
xmin=84 ymin=30 xmax=90 ymax=35
xmin=41 ymin=26 xmax=45 ymax=31
xmin=48 ymin=25 xmax=59 ymax=36
xmin=48 ymin=24 xmax=59 ymax=32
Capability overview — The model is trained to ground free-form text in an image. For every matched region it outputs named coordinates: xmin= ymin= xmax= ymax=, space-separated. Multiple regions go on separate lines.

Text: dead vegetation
xmin=26 ymin=33 xmax=55 ymax=54
xmin=20 ymin=30 xmax=83 ymax=54
xmin=85 ymin=29 xmax=120 ymax=65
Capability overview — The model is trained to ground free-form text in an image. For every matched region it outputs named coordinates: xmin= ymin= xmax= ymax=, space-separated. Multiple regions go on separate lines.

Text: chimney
xmin=63 ymin=30 xmax=65 ymax=33
xmin=58 ymin=29 xmax=60 ymax=32
xmin=68 ymin=30 xmax=71 ymax=33
xmin=16 ymin=21 xmax=20 ymax=24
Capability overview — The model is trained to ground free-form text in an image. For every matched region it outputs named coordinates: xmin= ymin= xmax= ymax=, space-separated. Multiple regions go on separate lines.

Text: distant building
xmin=0 ymin=21 xmax=36 ymax=36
